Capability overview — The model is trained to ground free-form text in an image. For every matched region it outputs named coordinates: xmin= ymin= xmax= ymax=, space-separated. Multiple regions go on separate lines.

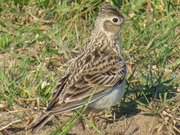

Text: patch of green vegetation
xmin=0 ymin=0 xmax=179 ymax=134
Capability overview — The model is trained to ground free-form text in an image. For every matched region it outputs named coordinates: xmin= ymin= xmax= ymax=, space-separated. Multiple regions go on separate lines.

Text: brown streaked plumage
xmin=30 ymin=2 xmax=126 ymax=133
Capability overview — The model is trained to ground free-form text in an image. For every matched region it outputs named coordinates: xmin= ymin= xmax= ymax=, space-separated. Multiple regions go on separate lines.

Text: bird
xmin=30 ymin=2 xmax=127 ymax=133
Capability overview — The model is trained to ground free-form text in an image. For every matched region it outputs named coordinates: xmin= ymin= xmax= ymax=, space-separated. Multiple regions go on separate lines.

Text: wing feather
xmin=47 ymin=51 xmax=126 ymax=112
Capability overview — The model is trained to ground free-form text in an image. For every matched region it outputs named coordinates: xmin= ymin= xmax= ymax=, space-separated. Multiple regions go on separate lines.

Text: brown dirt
xmin=70 ymin=114 xmax=160 ymax=135
xmin=1 ymin=98 xmax=179 ymax=135
xmin=0 ymin=109 xmax=162 ymax=135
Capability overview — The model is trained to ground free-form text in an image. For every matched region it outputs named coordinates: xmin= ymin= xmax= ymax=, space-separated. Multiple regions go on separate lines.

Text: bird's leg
xmin=96 ymin=111 xmax=113 ymax=123
xmin=91 ymin=106 xmax=119 ymax=123
xmin=88 ymin=111 xmax=112 ymax=124
xmin=112 ymin=109 xmax=116 ymax=122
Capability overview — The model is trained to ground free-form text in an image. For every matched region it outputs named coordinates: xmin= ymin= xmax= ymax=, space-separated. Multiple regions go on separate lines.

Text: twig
xmin=7 ymin=109 xmax=32 ymax=114
xmin=27 ymin=11 xmax=54 ymax=24
xmin=0 ymin=119 xmax=22 ymax=131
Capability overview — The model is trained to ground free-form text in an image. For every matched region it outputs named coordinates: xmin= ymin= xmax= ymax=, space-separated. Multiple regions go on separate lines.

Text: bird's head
xmin=95 ymin=3 xmax=124 ymax=36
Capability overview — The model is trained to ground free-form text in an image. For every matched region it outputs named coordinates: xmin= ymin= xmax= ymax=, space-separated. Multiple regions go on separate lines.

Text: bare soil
xmin=0 ymin=107 xmax=163 ymax=135
xmin=1 ymin=98 xmax=180 ymax=135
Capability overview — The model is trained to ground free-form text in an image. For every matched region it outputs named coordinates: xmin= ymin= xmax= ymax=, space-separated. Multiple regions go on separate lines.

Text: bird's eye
xmin=112 ymin=17 xmax=119 ymax=23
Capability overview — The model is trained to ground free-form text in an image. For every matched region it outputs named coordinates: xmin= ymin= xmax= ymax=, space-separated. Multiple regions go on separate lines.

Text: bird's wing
xmin=46 ymin=52 xmax=126 ymax=113
xmin=46 ymin=74 xmax=69 ymax=111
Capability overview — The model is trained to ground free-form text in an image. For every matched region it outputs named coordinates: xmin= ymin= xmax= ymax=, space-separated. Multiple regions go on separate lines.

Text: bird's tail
xmin=28 ymin=112 xmax=54 ymax=133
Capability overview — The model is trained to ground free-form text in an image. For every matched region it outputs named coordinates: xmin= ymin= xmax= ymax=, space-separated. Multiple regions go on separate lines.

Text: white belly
xmin=88 ymin=81 xmax=126 ymax=111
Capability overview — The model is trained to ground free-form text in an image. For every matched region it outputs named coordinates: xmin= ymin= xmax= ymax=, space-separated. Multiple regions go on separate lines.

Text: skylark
xmin=30 ymin=3 xmax=127 ymax=133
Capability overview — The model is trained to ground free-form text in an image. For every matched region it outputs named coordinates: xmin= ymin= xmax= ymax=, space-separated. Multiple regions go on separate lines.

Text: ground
xmin=0 ymin=97 xmax=179 ymax=135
